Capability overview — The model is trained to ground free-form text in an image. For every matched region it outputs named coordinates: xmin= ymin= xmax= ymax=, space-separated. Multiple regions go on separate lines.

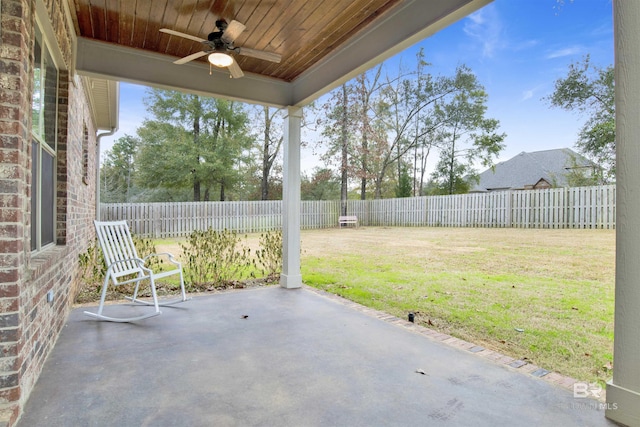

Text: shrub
xmin=76 ymin=235 xmax=161 ymax=303
xmin=255 ymin=229 xmax=282 ymax=280
xmin=180 ymin=228 xmax=253 ymax=290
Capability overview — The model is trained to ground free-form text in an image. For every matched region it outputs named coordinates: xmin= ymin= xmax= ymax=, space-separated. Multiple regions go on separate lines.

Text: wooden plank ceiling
xmin=70 ymin=0 xmax=401 ymax=82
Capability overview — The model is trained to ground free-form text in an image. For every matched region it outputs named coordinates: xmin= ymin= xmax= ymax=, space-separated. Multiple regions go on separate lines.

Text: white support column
xmin=280 ymin=107 xmax=303 ymax=289
xmin=607 ymin=1 xmax=640 ymax=425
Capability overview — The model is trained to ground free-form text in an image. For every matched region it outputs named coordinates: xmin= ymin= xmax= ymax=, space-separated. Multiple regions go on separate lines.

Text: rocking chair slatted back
xmin=94 ymin=220 xmax=142 ymax=281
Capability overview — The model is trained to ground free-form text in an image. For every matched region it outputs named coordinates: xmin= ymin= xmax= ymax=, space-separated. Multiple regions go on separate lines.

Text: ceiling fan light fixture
xmin=208 ymin=52 xmax=234 ymax=67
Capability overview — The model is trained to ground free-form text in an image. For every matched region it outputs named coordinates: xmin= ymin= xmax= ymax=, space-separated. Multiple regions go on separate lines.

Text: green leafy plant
xmin=75 ymin=235 xmax=161 ymax=303
xmin=180 ymin=228 xmax=253 ymax=290
xmin=255 ymin=229 xmax=282 ymax=280
xmin=77 ymin=240 xmax=105 ymax=302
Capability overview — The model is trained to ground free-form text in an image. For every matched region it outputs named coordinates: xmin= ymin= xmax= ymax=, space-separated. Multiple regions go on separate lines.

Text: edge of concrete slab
xmin=302 ymin=285 xmax=606 ymax=403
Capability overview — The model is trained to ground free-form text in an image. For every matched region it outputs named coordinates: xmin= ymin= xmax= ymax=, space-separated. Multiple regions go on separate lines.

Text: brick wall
xmin=0 ymin=0 xmax=99 ymax=425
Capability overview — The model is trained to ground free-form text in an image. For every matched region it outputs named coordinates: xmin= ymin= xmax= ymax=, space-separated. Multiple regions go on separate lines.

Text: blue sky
xmin=102 ymin=0 xmax=614 ymax=173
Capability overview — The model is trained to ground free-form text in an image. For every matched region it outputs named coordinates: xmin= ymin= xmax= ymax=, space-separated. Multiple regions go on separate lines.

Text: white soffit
xmin=75 ymin=39 xmax=293 ymax=107
xmin=82 ymin=76 xmax=119 ymax=131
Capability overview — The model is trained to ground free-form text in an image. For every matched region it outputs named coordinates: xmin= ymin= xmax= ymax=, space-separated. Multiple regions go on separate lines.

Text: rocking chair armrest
xmin=143 ymin=252 xmax=182 ymax=267
xmin=105 ymin=257 xmax=150 ymax=274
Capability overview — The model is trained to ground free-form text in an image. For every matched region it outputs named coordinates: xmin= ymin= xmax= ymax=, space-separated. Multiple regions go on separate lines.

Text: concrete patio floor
xmin=17 ymin=286 xmax=617 ymax=426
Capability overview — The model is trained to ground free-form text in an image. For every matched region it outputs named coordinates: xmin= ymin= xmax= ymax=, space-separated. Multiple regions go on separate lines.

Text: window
xmin=31 ymin=24 xmax=58 ymax=251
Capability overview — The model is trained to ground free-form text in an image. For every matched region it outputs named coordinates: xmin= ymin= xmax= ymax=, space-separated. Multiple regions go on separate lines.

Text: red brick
xmin=0 ymin=90 xmax=21 ymax=105
xmin=0 ymin=149 xmax=19 ymax=163
xmin=0 ymin=241 xmax=21 ymax=254
xmin=0 ymin=328 xmax=18 ymax=342
xmin=0 ymin=195 xmax=19 ymax=208
xmin=0 ymin=225 xmax=19 ymax=239
xmin=0 ymin=135 xmax=22 ymax=149
xmin=0 ymin=31 xmax=23 ymax=49
xmin=0 ymin=255 xmax=18 ymax=269
xmin=0 ymin=61 xmax=21 ymax=76
xmin=0 ymin=73 xmax=21 ymax=91
xmin=0 ymin=314 xmax=18 ymax=329
xmin=0 ymin=387 xmax=20 ymax=404
xmin=0 ymin=15 xmax=22 ymax=33
xmin=1 ymin=1 xmax=23 ymax=18
xmin=0 ymin=343 xmax=17 ymax=358
xmin=0 ymin=209 xmax=19 ymax=222
xmin=0 ymin=270 xmax=18 ymax=283
xmin=0 ymin=121 xmax=19 ymax=134
xmin=0 ymin=285 xmax=18 ymax=298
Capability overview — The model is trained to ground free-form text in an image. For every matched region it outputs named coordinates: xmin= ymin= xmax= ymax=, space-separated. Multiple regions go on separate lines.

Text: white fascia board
xmin=76 ymin=37 xmax=293 ymax=107
xmin=290 ymin=0 xmax=492 ymax=107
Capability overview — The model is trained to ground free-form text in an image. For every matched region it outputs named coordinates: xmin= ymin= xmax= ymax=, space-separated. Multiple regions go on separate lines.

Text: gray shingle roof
xmin=471 ymin=148 xmax=594 ymax=192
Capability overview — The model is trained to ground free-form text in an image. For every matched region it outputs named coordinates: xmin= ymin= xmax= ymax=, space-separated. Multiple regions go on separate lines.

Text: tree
xmin=135 ymin=89 xmax=251 ymax=201
xmin=319 ymin=83 xmax=354 ymax=213
xmin=254 ymin=106 xmax=283 ymax=200
xmin=371 ymin=63 xmax=483 ymax=198
xmin=101 ymin=135 xmax=139 ymax=202
xmin=429 ymin=69 xmax=505 ymax=195
xmin=565 ymin=153 xmax=602 ymax=187
xmin=547 ymin=56 xmax=615 ymax=182
xmin=351 ymin=65 xmax=385 ymax=200
xmin=395 ymin=162 xmax=412 ymax=197
xmin=301 ymin=168 xmax=340 ymax=200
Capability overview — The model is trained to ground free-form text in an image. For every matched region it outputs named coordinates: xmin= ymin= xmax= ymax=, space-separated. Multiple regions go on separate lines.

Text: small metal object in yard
xmin=408 ymin=312 xmax=415 ymax=323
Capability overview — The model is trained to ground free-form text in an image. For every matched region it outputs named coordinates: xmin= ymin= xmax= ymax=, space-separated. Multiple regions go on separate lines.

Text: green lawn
xmin=299 ymin=227 xmax=615 ymax=385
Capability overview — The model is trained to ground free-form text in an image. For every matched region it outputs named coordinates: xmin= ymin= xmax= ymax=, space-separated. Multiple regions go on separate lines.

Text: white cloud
xmin=521 ymin=89 xmax=534 ymax=101
xmin=520 ymin=84 xmax=546 ymax=102
xmin=545 ymin=46 xmax=584 ymax=59
xmin=513 ymin=39 xmax=540 ymax=51
xmin=463 ymin=5 xmax=504 ymax=58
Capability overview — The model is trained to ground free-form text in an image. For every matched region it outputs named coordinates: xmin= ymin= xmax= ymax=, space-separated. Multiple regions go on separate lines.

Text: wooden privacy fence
xmin=101 ymin=185 xmax=616 ymax=238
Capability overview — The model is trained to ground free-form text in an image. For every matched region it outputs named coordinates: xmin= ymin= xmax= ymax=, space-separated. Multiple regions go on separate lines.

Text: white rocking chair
xmin=84 ymin=220 xmax=190 ymax=322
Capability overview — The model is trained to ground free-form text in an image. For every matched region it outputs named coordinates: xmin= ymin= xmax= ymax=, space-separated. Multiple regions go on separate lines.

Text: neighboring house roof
xmin=470 ymin=148 xmax=596 ymax=192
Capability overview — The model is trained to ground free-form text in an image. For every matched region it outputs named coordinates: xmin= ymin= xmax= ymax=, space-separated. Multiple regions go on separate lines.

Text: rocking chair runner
xmin=84 ymin=220 xmax=190 ymax=322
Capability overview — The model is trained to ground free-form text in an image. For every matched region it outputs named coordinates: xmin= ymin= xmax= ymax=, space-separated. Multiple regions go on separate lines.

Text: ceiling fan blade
xmin=238 ymin=47 xmax=281 ymax=63
xmin=228 ymin=58 xmax=244 ymax=79
xmin=173 ymin=50 xmax=208 ymax=65
xmin=160 ymin=28 xmax=206 ymax=43
xmin=221 ymin=20 xmax=246 ymax=44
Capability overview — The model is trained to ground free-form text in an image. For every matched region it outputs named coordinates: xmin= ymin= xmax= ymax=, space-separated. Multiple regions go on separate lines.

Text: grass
xmin=151 ymin=226 xmax=614 ymax=385
xmin=299 ymin=227 xmax=615 ymax=385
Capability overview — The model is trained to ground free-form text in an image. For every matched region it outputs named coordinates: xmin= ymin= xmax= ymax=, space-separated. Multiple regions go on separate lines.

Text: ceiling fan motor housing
xmin=207 ymin=20 xmax=230 ymax=51
xmin=207 ymin=32 xmax=226 ymax=48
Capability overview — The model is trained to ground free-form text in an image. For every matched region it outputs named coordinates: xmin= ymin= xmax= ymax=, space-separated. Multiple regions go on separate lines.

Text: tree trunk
xmin=448 ymin=133 xmax=457 ymax=195
xmin=340 ymin=84 xmax=349 ymax=216
xmin=261 ymin=106 xmax=271 ymax=200
xmin=374 ymin=175 xmax=383 ymax=199
xmin=193 ymin=179 xmax=201 ymax=201
xmin=193 ymin=106 xmax=201 ymax=201
xmin=360 ymin=133 xmax=368 ymax=200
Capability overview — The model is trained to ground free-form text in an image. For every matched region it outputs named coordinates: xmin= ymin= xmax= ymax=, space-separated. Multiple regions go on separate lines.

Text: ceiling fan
xmin=160 ymin=19 xmax=281 ymax=79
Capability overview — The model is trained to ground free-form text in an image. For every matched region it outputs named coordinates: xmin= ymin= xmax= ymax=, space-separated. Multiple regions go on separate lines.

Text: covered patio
xmin=6 ymin=0 xmax=640 ymax=424
xmin=17 ymin=286 xmax=614 ymax=426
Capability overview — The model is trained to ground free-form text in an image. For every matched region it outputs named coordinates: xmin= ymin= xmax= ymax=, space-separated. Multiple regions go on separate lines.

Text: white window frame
xmin=30 ymin=15 xmax=60 ymax=252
